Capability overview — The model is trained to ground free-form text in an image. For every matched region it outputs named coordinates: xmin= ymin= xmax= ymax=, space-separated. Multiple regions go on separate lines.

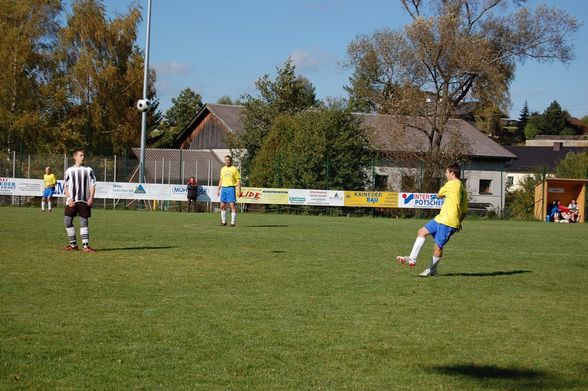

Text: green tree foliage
xmin=505 ymin=173 xmax=544 ymax=220
xmin=52 ymin=0 xmax=157 ymax=155
xmin=539 ymin=100 xmax=575 ymax=135
xmin=0 ymin=0 xmax=62 ymax=153
xmin=517 ymin=100 xmax=530 ymax=140
xmin=554 ymin=152 xmax=588 ymax=179
xmin=250 ymin=108 xmax=372 ymax=190
xmin=216 ymin=96 xmax=233 ymax=105
xmin=233 ymin=58 xmax=317 ymax=178
xmin=150 ymin=88 xmax=202 ymax=148
xmin=344 ymin=0 xmax=578 ymax=181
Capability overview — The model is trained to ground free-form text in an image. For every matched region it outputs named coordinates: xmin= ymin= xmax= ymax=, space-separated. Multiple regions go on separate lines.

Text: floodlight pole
xmin=139 ymin=0 xmax=152 ymax=183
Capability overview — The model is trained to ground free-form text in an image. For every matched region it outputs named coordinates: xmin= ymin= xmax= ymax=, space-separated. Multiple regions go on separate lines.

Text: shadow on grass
xmin=441 ymin=270 xmax=531 ymax=277
xmin=430 ymin=364 xmax=571 ymax=389
xmin=248 ymin=225 xmax=289 ymax=228
xmin=97 ymin=246 xmax=178 ymax=252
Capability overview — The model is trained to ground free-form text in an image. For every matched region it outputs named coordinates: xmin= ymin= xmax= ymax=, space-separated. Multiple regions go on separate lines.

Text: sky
xmin=94 ymin=0 xmax=588 ymax=118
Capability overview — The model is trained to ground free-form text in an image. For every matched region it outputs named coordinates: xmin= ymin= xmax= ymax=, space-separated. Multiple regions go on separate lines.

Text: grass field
xmin=1 ymin=207 xmax=587 ymax=390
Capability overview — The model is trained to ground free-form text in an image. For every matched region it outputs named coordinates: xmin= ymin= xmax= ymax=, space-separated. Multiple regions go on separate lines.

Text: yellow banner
xmin=344 ymin=191 xmax=399 ymax=208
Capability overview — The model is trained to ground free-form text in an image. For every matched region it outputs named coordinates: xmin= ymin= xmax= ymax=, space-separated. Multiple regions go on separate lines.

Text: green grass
xmin=1 ymin=207 xmax=587 ymax=390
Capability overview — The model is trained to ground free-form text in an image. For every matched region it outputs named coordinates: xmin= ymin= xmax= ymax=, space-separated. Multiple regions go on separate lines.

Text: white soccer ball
xmin=136 ymin=98 xmax=151 ymax=112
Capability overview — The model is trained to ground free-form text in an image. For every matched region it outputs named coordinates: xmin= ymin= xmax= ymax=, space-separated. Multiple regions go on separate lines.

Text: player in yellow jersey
xmin=41 ymin=166 xmax=57 ymax=212
xmin=216 ymin=155 xmax=241 ymax=226
xmin=396 ymin=163 xmax=468 ymax=277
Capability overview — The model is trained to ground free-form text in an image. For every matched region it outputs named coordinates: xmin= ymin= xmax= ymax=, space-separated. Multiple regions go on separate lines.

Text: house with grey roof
xmin=174 ymin=103 xmax=516 ymax=210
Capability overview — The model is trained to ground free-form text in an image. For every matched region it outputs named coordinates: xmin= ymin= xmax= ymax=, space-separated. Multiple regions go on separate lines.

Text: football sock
xmin=80 ymin=226 xmax=89 ymax=247
xmin=221 ymin=210 xmax=227 ymax=223
xmin=430 ymin=256 xmax=442 ymax=271
xmin=231 ymin=212 xmax=236 ymax=224
xmin=409 ymin=236 xmax=426 ymax=261
xmin=48 ymin=201 xmax=52 ymax=211
xmin=41 ymin=200 xmax=46 ymax=211
xmin=66 ymin=227 xmax=77 ymax=246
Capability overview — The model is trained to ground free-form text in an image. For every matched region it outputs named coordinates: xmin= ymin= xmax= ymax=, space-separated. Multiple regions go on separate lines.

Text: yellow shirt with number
xmin=220 ymin=166 xmax=240 ymax=187
xmin=44 ymin=173 xmax=57 ymax=188
xmin=434 ymin=179 xmax=468 ymax=229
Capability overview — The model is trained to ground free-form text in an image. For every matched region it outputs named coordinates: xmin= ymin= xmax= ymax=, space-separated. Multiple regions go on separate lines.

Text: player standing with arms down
xmin=396 ymin=163 xmax=468 ymax=277
xmin=41 ymin=166 xmax=57 ymax=212
xmin=217 ymin=155 xmax=241 ymax=227
xmin=63 ymin=149 xmax=97 ymax=252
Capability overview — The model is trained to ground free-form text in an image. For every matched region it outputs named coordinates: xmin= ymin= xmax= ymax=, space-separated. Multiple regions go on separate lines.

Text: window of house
xmin=506 ymin=176 xmax=514 ymax=188
xmin=401 ymin=174 xmax=416 ymax=191
xmin=479 ymin=179 xmax=492 ymax=194
xmin=374 ymin=175 xmax=389 ymax=191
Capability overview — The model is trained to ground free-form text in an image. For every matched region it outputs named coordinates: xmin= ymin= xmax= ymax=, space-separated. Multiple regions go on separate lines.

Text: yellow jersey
xmin=44 ymin=173 xmax=57 ymax=188
xmin=220 ymin=166 xmax=241 ymax=187
xmin=434 ymin=179 xmax=468 ymax=229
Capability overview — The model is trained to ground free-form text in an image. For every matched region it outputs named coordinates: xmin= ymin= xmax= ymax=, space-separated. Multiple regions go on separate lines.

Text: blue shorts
xmin=220 ymin=187 xmax=237 ymax=203
xmin=424 ymin=219 xmax=457 ymax=249
xmin=43 ymin=187 xmax=55 ymax=199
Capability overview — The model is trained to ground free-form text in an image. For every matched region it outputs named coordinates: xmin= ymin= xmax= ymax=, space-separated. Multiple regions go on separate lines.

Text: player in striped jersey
xmin=63 ymin=149 xmax=97 ymax=253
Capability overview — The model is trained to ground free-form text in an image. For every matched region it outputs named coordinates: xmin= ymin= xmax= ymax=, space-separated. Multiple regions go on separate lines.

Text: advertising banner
xmin=1 ymin=177 xmax=442 ymax=210
xmin=343 ymin=191 xmax=398 ymax=208
xmin=397 ymin=192 xmax=443 ymax=209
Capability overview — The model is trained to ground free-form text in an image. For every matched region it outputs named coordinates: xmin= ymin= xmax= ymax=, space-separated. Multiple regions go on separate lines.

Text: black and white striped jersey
xmin=64 ymin=165 xmax=96 ymax=203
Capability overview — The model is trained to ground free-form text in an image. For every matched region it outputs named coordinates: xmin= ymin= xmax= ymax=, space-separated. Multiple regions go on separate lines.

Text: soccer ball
xmin=136 ymin=98 xmax=151 ymax=112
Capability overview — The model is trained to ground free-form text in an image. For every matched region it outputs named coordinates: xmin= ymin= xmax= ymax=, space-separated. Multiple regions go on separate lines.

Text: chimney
xmin=553 ymin=142 xmax=563 ymax=151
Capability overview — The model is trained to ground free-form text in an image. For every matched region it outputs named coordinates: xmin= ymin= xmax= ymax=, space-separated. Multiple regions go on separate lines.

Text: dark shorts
xmin=64 ymin=202 xmax=92 ymax=218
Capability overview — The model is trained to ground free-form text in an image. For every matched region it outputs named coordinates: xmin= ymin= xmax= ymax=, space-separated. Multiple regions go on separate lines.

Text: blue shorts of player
xmin=424 ymin=219 xmax=458 ymax=249
xmin=220 ymin=187 xmax=237 ymax=203
xmin=43 ymin=187 xmax=55 ymax=198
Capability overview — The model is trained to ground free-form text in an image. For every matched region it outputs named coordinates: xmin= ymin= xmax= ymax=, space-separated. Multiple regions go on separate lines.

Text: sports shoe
xmin=220 ymin=222 xmax=227 ymax=226
xmin=396 ymin=256 xmax=416 ymax=267
xmin=419 ymin=268 xmax=438 ymax=277
xmin=230 ymin=223 xmax=235 ymax=227
xmin=82 ymin=246 xmax=96 ymax=253
xmin=64 ymin=245 xmax=79 ymax=251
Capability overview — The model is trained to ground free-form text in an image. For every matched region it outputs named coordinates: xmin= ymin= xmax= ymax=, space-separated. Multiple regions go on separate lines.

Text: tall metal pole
xmin=139 ymin=0 xmax=152 ymax=183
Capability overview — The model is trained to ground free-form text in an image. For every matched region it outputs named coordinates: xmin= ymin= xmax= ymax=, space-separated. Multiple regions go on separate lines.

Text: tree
xmin=344 ymin=0 xmax=578 ymax=188
xmin=53 ymin=0 xmax=157 ymax=155
xmin=554 ymin=152 xmax=588 ymax=179
xmin=517 ymin=100 xmax=530 ymax=139
xmin=216 ymin=95 xmax=233 ymax=105
xmin=150 ymin=87 xmax=203 ymax=148
xmin=231 ymin=58 xmax=317 ymax=178
xmin=0 ymin=0 xmax=62 ymax=153
xmin=250 ymin=108 xmax=372 ymax=190
xmin=539 ymin=100 xmax=574 ymax=135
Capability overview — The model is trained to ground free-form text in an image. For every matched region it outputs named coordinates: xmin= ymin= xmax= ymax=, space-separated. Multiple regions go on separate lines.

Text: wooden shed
xmin=534 ymin=178 xmax=587 ymax=223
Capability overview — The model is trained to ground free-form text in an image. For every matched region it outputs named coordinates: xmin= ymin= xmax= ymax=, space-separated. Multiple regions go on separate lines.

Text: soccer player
xmin=396 ymin=163 xmax=468 ymax=277
xmin=63 ymin=149 xmax=97 ymax=253
xmin=216 ymin=155 xmax=241 ymax=226
xmin=41 ymin=166 xmax=57 ymax=212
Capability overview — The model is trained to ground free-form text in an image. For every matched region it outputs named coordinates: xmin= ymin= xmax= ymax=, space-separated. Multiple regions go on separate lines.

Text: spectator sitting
xmin=567 ymin=200 xmax=580 ymax=223
xmin=548 ymin=200 xmax=560 ymax=222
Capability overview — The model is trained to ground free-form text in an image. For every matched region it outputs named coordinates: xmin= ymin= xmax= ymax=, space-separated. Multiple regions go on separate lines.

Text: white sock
xmin=221 ymin=210 xmax=227 ymax=223
xmin=231 ymin=212 xmax=236 ymax=224
xmin=409 ymin=236 xmax=426 ymax=261
xmin=80 ymin=227 xmax=89 ymax=247
xmin=48 ymin=201 xmax=52 ymax=210
xmin=430 ymin=256 xmax=442 ymax=271
xmin=41 ymin=200 xmax=46 ymax=211
xmin=66 ymin=227 xmax=77 ymax=245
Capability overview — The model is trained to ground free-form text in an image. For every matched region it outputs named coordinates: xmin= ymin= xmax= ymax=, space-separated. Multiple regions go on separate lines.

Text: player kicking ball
xmin=396 ymin=163 xmax=468 ymax=277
